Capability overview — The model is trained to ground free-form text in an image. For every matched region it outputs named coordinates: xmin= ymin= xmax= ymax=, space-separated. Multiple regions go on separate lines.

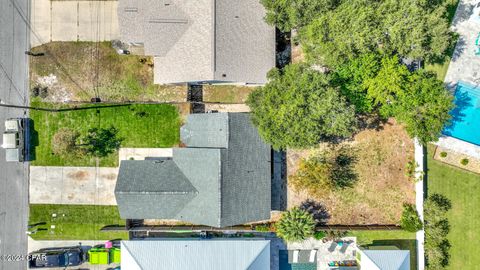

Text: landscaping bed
xmin=30 ymin=42 xmax=186 ymax=102
xmin=427 ymin=145 xmax=480 ymax=270
xmin=29 ymin=204 xmax=128 ymax=240
xmin=433 ymin=146 xmax=480 ymax=174
xmin=287 ymin=118 xmax=415 ymax=225
xmin=30 ymin=100 xmax=180 ymax=167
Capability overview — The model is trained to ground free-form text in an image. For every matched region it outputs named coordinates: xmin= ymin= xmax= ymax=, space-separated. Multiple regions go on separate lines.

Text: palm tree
xmin=276 ymin=207 xmax=315 ymax=242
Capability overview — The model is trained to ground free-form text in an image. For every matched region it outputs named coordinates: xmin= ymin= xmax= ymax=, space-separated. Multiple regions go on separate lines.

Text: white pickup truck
xmin=2 ymin=118 xmax=25 ymax=162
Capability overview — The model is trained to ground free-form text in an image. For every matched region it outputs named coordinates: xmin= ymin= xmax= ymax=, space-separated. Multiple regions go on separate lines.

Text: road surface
xmin=0 ymin=0 xmax=30 ymax=269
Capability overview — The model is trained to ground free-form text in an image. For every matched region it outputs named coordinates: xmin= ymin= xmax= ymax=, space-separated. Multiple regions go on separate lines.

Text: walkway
xmin=31 ymin=0 xmax=119 ymax=47
xmin=29 ymin=166 xmax=118 ymax=205
xmin=444 ymin=0 xmax=480 ymax=87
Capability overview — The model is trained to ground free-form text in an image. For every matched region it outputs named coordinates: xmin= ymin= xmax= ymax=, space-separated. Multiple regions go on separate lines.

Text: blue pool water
xmin=443 ymin=82 xmax=480 ymax=145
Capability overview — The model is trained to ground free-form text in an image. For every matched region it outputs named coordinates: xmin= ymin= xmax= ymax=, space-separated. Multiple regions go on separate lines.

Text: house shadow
xmin=367 ymin=239 xmax=418 ymax=270
xmin=271 ymin=150 xmax=287 ymax=211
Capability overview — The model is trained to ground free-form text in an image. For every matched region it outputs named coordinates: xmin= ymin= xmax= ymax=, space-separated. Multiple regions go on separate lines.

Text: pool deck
xmin=436 ymin=136 xmax=480 ymax=159
xmin=439 ymin=0 xmax=480 ymax=158
xmin=444 ymin=0 xmax=480 ymax=89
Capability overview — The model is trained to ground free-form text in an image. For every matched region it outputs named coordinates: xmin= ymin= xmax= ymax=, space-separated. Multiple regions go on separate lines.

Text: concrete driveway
xmin=31 ymin=0 xmax=119 ymax=47
xmin=29 ymin=166 xmax=118 ymax=205
xmin=444 ymin=0 xmax=480 ymax=87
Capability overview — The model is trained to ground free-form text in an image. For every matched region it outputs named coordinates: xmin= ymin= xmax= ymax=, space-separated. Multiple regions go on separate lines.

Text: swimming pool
xmin=443 ymin=81 xmax=480 ymax=145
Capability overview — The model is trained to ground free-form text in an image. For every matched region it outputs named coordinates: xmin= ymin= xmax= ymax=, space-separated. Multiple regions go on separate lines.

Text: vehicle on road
xmin=1 ymin=118 xmax=25 ymax=162
xmin=29 ymin=246 xmax=86 ymax=268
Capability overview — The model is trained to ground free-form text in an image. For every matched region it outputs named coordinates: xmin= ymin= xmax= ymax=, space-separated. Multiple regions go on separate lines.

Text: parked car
xmin=29 ymin=246 xmax=86 ymax=268
xmin=1 ymin=118 xmax=25 ymax=162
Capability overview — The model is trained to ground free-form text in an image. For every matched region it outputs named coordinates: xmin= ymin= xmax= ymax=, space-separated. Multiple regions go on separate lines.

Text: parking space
xmin=31 ymin=0 xmax=119 ymax=47
xmin=29 ymin=166 xmax=118 ymax=205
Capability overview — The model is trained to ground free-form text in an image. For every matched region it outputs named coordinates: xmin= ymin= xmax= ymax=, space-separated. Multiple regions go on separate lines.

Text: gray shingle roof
xmin=115 ymin=113 xmax=271 ymax=227
xmin=118 ymin=0 xmax=275 ymax=84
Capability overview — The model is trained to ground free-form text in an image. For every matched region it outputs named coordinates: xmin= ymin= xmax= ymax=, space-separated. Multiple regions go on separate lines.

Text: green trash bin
xmin=88 ymin=248 xmax=110 ymax=265
xmin=110 ymin=247 xmax=121 ymax=264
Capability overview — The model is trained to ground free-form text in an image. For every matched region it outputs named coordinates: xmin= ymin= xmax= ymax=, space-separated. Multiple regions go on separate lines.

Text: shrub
xmin=324 ymin=230 xmax=349 ymax=241
xmin=314 ymin=231 xmax=326 ymax=240
xmin=290 ymin=145 xmax=357 ymax=195
xmin=275 ymin=208 xmax=315 ymax=242
xmin=460 ymin=158 xmax=469 ymax=166
xmin=254 ymin=225 xmax=271 ymax=232
xmin=439 ymin=152 xmax=447 ymax=158
xmin=52 ymin=128 xmax=81 ymax=157
xmin=425 ymin=194 xmax=452 ymax=269
xmin=400 ymin=203 xmax=423 ymax=232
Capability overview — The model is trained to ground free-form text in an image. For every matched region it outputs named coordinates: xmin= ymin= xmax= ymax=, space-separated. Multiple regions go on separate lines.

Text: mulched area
xmin=433 ymin=146 xmax=480 ymax=174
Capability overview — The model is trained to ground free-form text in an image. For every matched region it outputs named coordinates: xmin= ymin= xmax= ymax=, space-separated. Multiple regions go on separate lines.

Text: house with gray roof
xmin=115 ymin=113 xmax=271 ymax=227
xmin=121 ymin=239 xmax=271 ymax=270
xmin=118 ymin=0 xmax=276 ymax=85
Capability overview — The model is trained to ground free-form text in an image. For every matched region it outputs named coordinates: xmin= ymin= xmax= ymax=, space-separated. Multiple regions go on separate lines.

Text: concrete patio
xmin=287 ymin=237 xmax=358 ymax=270
xmin=444 ymin=0 xmax=480 ymax=87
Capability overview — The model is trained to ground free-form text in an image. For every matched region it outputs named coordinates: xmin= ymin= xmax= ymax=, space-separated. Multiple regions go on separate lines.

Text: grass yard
xmin=29 ymin=204 xmax=129 ymax=240
xmin=30 ymin=42 xmax=186 ymax=102
xmin=287 ymin=118 xmax=415 ymax=225
xmin=350 ymin=230 xmax=417 ymax=270
xmin=427 ymin=145 xmax=480 ymax=270
xmin=202 ymin=85 xmax=257 ymax=103
xmin=30 ymin=100 xmax=180 ymax=167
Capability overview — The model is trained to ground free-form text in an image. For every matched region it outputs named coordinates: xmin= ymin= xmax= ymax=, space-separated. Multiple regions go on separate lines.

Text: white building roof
xmin=360 ymin=250 xmax=410 ymax=270
xmin=121 ymin=239 xmax=271 ymax=270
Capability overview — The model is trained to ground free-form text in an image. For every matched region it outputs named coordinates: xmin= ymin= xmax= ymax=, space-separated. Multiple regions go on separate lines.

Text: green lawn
xmin=350 ymin=230 xmax=417 ymax=270
xmin=29 ymin=204 xmax=129 ymax=240
xmin=30 ymin=100 xmax=180 ymax=167
xmin=427 ymin=146 xmax=480 ymax=270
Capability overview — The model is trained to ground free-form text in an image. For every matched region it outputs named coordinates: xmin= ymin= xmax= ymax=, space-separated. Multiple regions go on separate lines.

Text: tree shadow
xmin=299 ymin=199 xmax=330 ymax=226
xmin=331 ymin=145 xmax=358 ymax=189
xmin=450 ymin=35 xmax=466 ymax=62
xmin=442 ymin=90 xmax=471 ymax=136
xmin=451 ymin=3 xmax=475 ymax=26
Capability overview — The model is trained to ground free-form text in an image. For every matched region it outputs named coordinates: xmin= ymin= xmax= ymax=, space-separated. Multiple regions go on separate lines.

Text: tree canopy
xmin=247 ymin=64 xmax=356 ymax=150
xmin=294 ymin=0 xmax=452 ymax=67
xmin=400 ymin=203 xmax=423 ymax=232
xmin=260 ymin=0 xmax=340 ymax=32
xmin=83 ymin=126 xmax=123 ymax=157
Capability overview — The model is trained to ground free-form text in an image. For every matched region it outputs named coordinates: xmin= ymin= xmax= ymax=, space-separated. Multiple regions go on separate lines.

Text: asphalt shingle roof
xmin=118 ymin=0 xmax=275 ymax=84
xmin=362 ymin=250 xmax=410 ymax=270
xmin=115 ymin=113 xmax=271 ymax=227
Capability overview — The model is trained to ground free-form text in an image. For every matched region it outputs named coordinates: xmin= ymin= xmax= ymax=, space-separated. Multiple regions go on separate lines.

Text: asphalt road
xmin=0 ymin=0 xmax=30 ymax=269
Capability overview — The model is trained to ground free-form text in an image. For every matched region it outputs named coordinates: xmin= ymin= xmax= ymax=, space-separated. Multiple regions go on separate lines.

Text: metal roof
xmin=361 ymin=250 xmax=410 ymax=270
xmin=121 ymin=240 xmax=271 ymax=270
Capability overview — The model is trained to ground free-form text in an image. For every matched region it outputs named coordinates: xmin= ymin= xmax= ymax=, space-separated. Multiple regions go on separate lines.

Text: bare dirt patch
xmin=287 ymin=118 xmax=415 ymax=225
xmin=203 ymin=85 xmax=256 ymax=103
xmin=30 ymin=42 xmax=186 ymax=102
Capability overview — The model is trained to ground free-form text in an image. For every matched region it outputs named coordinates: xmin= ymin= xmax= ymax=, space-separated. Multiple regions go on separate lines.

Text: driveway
xmin=29 ymin=166 xmax=118 ymax=205
xmin=444 ymin=0 xmax=480 ymax=87
xmin=31 ymin=0 xmax=119 ymax=47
